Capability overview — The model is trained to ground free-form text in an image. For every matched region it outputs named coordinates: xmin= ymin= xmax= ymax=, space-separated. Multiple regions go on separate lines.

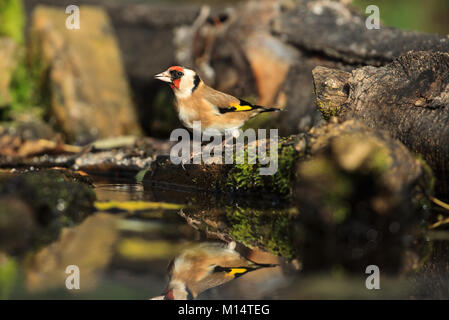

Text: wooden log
xmin=312 ymin=51 xmax=449 ymax=197
xmin=275 ymin=0 xmax=449 ymax=65
xmin=145 ymin=120 xmax=431 ymax=205
xmin=171 ymin=120 xmax=432 ymax=272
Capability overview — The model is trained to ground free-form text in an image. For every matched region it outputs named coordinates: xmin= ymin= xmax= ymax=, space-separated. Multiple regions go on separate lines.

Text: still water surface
xmin=6 ymin=175 xmax=449 ymax=299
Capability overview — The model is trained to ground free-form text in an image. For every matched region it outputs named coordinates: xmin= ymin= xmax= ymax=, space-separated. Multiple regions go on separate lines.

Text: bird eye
xmin=177 ymin=71 xmax=184 ymax=77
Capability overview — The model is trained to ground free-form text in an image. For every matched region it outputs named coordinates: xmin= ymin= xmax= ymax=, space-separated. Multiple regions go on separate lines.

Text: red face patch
xmin=170 ymin=79 xmax=181 ymax=89
xmin=168 ymin=66 xmax=184 ymax=72
xmin=168 ymin=66 xmax=184 ymax=89
xmin=165 ymin=289 xmax=174 ymax=300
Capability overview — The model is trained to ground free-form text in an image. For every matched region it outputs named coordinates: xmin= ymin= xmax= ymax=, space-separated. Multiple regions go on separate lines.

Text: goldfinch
xmin=154 ymin=66 xmax=281 ymax=136
xmin=151 ymin=242 xmax=277 ymax=300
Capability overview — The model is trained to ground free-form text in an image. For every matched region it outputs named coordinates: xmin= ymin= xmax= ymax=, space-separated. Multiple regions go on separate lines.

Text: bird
xmin=150 ymin=241 xmax=277 ymax=300
xmin=154 ymin=66 xmax=281 ymax=137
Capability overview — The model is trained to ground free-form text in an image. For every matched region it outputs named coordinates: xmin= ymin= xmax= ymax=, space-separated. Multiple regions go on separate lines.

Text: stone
xmin=0 ymin=38 xmax=18 ymax=107
xmin=29 ymin=5 xmax=141 ymax=143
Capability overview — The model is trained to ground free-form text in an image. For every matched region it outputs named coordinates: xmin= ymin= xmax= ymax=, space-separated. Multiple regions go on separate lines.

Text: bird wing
xmin=200 ymin=85 xmax=263 ymax=114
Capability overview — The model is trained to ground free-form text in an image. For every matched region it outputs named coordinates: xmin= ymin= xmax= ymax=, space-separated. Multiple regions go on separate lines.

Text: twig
xmin=429 ymin=217 xmax=449 ymax=230
xmin=430 ymin=196 xmax=449 ymax=211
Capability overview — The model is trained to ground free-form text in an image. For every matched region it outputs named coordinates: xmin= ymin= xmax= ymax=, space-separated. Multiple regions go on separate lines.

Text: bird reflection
xmin=151 ymin=241 xmax=277 ymax=300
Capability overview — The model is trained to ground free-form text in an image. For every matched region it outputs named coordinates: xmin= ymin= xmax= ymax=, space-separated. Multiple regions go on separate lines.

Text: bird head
xmin=154 ymin=66 xmax=201 ymax=96
xmin=150 ymin=280 xmax=194 ymax=300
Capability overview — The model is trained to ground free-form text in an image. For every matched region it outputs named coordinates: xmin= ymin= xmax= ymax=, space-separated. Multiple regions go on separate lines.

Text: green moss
xmin=0 ymin=0 xmax=25 ymax=44
xmin=226 ymin=206 xmax=298 ymax=258
xmin=274 ymin=145 xmax=299 ymax=195
xmin=0 ymin=255 xmax=17 ymax=299
xmin=7 ymin=52 xmax=48 ymax=117
xmin=226 ymin=144 xmax=299 ymax=197
xmin=369 ymin=147 xmax=391 ymax=173
xmin=411 ymin=154 xmax=434 ymax=212
xmin=317 ymin=98 xmax=340 ymax=121
xmin=300 ymin=157 xmax=353 ymax=224
xmin=415 ymin=154 xmax=435 ymax=196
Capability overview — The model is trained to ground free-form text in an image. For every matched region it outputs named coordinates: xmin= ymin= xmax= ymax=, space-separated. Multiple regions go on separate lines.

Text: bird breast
xmin=177 ymin=102 xmax=197 ymax=129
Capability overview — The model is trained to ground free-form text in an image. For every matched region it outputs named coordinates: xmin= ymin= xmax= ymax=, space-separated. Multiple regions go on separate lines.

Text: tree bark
xmin=171 ymin=120 xmax=431 ymax=272
xmin=312 ymin=51 xmax=449 ymax=197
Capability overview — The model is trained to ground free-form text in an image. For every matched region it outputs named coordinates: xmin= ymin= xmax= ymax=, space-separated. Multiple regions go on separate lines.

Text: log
xmin=312 ymin=51 xmax=449 ymax=197
xmin=293 ymin=120 xmax=430 ymax=272
xmin=172 ymin=120 xmax=432 ymax=273
xmin=145 ymin=119 xmax=431 ymax=205
xmin=275 ymin=0 xmax=449 ymax=65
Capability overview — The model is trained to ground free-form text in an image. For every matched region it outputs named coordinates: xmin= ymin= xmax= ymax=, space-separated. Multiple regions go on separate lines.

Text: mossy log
xmin=172 ymin=120 xmax=431 ymax=272
xmin=293 ymin=120 xmax=431 ymax=272
xmin=145 ymin=120 xmax=431 ymax=202
xmin=179 ymin=207 xmax=298 ymax=259
xmin=312 ymin=51 xmax=449 ymax=197
xmin=145 ymin=138 xmax=299 ymax=200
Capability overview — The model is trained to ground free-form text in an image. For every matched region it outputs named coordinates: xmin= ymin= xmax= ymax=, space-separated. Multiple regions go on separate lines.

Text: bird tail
xmin=256 ymin=106 xmax=281 ymax=113
xmin=215 ymin=263 xmax=278 ymax=278
xmin=253 ymin=262 xmax=279 ymax=269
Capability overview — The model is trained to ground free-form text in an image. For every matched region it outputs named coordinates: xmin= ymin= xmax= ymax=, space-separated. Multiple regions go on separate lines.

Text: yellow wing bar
xmin=225 ymin=268 xmax=249 ymax=277
xmin=230 ymin=104 xmax=253 ymax=112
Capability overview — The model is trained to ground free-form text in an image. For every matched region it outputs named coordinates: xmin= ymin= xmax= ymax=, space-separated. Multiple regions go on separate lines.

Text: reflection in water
xmin=151 ymin=242 xmax=278 ymax=300
xmin=2 ymin=176 xmax=449 ymax=299
xmin=26 ymin=213 xmax=118 ymax=292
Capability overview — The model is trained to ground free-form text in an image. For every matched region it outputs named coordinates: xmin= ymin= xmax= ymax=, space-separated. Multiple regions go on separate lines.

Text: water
xmin=3 ymin=175 xmax=449 ymax=299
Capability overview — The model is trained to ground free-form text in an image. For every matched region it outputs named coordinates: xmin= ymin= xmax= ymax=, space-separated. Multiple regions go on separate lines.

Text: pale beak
xmin=154 ymin=71 xmax=172 ymax=83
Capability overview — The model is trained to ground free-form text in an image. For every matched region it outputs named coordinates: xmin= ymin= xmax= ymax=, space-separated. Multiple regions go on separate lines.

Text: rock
xmin=0 ymin=38 xmax=18 ymax=107
xmin=29 ymin=5 xmax=141 ymax=143
xmin=24 ymin=0 xmax=204 ymax=138
xmin=0 ymin=134 xmax=170 ymax=176
xmin=0 ymin=170 xmax=96 ymax=254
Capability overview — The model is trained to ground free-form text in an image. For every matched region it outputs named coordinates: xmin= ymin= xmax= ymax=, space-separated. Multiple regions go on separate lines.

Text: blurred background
xmin=1 ymin=0 xmax=448 ymax=144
